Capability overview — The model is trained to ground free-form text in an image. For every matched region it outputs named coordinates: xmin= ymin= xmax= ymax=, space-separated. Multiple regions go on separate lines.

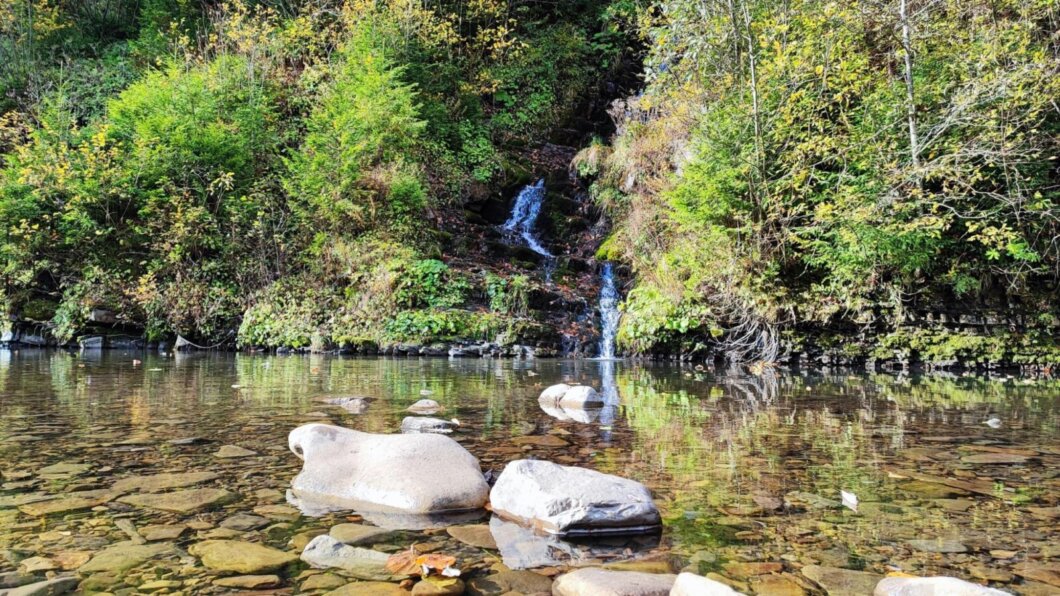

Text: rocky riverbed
xmin=0 ymin=352 xmax=1057 ymax=594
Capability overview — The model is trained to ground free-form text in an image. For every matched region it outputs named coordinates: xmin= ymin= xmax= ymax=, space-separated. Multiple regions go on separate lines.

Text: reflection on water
xmin=0 ymin=351 xmax=1058 ymax=594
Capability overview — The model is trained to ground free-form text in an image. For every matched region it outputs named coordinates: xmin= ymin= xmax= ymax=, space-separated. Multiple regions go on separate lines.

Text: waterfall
xmin=503 ymin=179 xmax=552 ymax=258
xmin=598 ymin=262 xmax=621 ymax=359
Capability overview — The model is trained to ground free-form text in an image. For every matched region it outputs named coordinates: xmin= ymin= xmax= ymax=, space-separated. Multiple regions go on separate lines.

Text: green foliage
xmin=395 ymin=259 xmax=468 ymax=309
xmin=484 ymin=271 xmax=530 ymax=317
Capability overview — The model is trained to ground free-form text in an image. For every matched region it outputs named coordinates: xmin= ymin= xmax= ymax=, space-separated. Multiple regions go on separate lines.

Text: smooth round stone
xmin=672 ymin=572 xmax=744 ymax=596
xmin=874 ymin=576 xmax=1011 ymax=595
xmin=301 ymin=573 xmax=348 ymax=591
xmin=552 ymin=568 xmax=676 ymax=596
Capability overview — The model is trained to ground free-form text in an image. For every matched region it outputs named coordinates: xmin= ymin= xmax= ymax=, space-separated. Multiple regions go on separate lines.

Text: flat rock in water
xmin=400 ymin=417 xmax=457 ymax=434
xmin=288 ymin=424 xmax=488 ymax=515
xmin=446 ymin=524 xmax=496 ymax=549
xmin=552 ymin=568 xmax=676 ymax=596
xmin=510 ymin=435 xmax=569 ymax=447
xmin=3 ymin=577 xmax=79 ymax=596
xmin=874 ymin=576 xmax=1011 ymax=595
xmin=212 ymin=575 xmax=281 ymax=589
xmin=18 ymin=494 xmax=114 ymax=517
xmin=215 ymin=444 xmax=258 ymax=458
xmin=1013 ymin=562 xmax=1060 ymax=587
xmin=329 ymin=524 xmax=399 ymax=546
xmin=466 ymin=569 xmax=553 ymax=595
xmin=671 ymin=572 xmax=744 ymax=596
xmin=118 ymin=488 xmax=236 ymax=513
xmin=111 ymin=471 xmax=219 ymax=493
xmin=412 ymin=577 xmax=464 ymax=595
xmin=960 ymin=453 xmax=1031 ymax=465
xmin=189 ymin=540 xmax=297 ymax=574
xmin=324 ymin=582 xmax=408 ymax=596
xmin=489 ymin=459 xmax=661 ymax=536
xmin=79 ymin=542 xmax=174 ymax=573
xmin=300 ymin=535 xmax=395 ymax=581
xmin=220 ymin=512 xmax=270 ymax=531
xmin=801 ymin=565 xmax=882 ymax=596
xmin=37 ymin=462 xmax=91 ymax=477
xmin=906 ymin=539 xmax=968 ymax=553
xmin=139 ymin=524 xmax=187 ymax=541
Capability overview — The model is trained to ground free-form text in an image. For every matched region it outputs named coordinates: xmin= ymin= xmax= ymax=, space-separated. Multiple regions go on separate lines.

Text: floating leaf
xmin=385 ymin=549 xmax=420 ymax=576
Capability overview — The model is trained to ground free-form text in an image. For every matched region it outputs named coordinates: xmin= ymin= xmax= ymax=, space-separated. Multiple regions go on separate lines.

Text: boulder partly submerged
xmin=539 ymin=384 xmax=602 ymax=409
xmin=551 ymin=568 xmax=676 ymax=596
xmin=874 ymin=576 xmax=1012 ymax=595
xmin=288 ymin=424 xmax=489 ymax=515
xmin=489 ymin=460 xmax=661 ymax=536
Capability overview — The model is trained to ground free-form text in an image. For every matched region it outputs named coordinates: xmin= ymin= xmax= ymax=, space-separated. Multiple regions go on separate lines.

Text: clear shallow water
xmin=0 ymin=351 xmax=1058 ymax=594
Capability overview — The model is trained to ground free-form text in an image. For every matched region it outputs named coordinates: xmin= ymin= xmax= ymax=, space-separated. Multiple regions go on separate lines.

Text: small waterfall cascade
xmin=503 ymin=179 xmax=552 ymax=258
xmin=598 ymin=262 xmax=621 ymax=359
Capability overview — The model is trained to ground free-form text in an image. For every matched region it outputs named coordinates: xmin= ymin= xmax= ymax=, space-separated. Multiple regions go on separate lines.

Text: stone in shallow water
xmin=906 ymin=539 xmax=968 ymax=553
xmin=1012 ymin=562 xmax=1060 ymax=587
xmin=110 ymin=471 xmax=219 ymax=493
xmin=551 ymin=568 xmax=676 ymax=596
xmin=18 ymin=493 xmax=115 ymax=517
xmin=489 ymin=459 xmax=661 ymax=536
xmin=3 ymin=576 xmax=79 ymax=596
xmin=118 ymin=488 xmax=236 ymax=513
xmin=288 ymin=423 xmax=488 ymax=515
xmin=254 ymin=504 xmax=301 ymax=521
xmin=221 ymin=512 xmax=270 ymax=531
xmin=960 ymin=453 xmax=1031 ymax=465
xmin=873 ymin=576 xmax=1011 ymax=595
xmin=401 ymin=416 xmax=458 ymax=434
xmin=215 ymin=444 xmax=258 ymax=458
xmin=329 ymin=524 xmax=399 ymax=546
xmin=801 ymin=565 xmax=882 ymax=596
xmin=78 ymin=542 xmax=174 ymax=573
xmin=412 ymin=577 xmax=465 ymax=595
xmin=212 ymin=575 xmax=281 ymax=589
xmin=325 ymin=582 xmax=408 ymax=596
xmin=188 ymin=540 xmax=298 ymax=574
xmin=407 ymin=399 xmax=441 ymax=414
xmin=510 ymin=434 xmax=569 ymax=447
xmin=37 ymin=462 xmax=91 ymax=477
xmin=300 ymin=535 xmax=396 ymax=581
xmin=466 ymin=569 xmax=553 ymax=595
xmin=671 ymin=572 xmax=744 ymax=596
xmin=446 ymin=524 xmax=496 ymax=549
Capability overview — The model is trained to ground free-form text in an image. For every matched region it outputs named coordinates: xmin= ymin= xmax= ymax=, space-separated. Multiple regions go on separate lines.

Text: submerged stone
xmin=78 ymin=542 xmax=174 ymax=574
xmin=801 ymin=565 xmax=882 ymax=596
xmin=407 ymin=399 xmax=441 ymax=414
xmin=110 ymin=471 xmax=219 ymax=494
xmin=118 ymin=488 xmax=236 ymax=513
xmin=446 ymin=524 xmax=496 ymax=549
xmin=188 ymin=540 xmax=298 ymax=574
xmin=324 ymin=582 xmax=408 ymax=596
xmin=551 ymin=568 xmax=676 ymax=596
xmin=212 ymin=575 xmax=282 ymax=589
xmin=3 ymin=576 xmax=79 ymax=596
xmin=400 ymin=417 xmax=458 ymax=434
xmin=906 ymin=538 xmax=968 ymax=553
xmin=288 ymin=423 xmax=488 ymax=515
xmin=300 ymin=535 xmax=395 ymax=581
xmin=489 ymin=459 xmax=661 ymax=536
xmin=215 ymin=444 xmax=258 ymax=458
xmin=329 ymin=524 xmax=399 ymax=546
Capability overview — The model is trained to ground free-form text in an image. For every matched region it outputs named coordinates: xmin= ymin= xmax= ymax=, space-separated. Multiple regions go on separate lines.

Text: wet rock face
xmin=874 ymin=576 xmax=1012 ymax=595
xmin=489 ymin=459 xmax=661 ymax=536
xmin=287 ymin=423 xmax=489 ymax=514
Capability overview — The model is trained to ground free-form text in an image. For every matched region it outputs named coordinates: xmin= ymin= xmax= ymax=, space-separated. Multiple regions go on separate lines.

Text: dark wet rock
xmin=221 ymin=512 xmax=270 ymax=531
xmin=401 ymin=417 xmax=458 ymax=434
xmin=490 ymin=459 xmax=661 ymax=536
xmin=407 ymin=399 xmax=441 ymax=414
xmin=300 ymin=535 xmax=396 ymax=580
xmin=873 ymin=576 xmax=1010 ymax=595
xmin=906 ymin=539 xmax=968 ymax=553
xmin=801 ymin=565 xmax=882 ymax=596
xmin=3 ymin=576 xmax=79 ymax=596
xmin=288 ymin=424 xmax=489 ymax=515
xmin=446 ymin=524 xmax=496 ymax=549
xmin=672 ymin=572 xmax=744 ymax=595
xmin=212 ymin=574 xmax=282 ymax=589
xmin=78 ymin=542 xmax=174 ymax=573
xmin=552 ymin=568 xmax=675 ymax=596
xmin=110 ymin=471 xmax=219 ymax=493
xmin=215 ymin=444 xmax=258 ymax=458
xmin=118 ymin=488 xmax=236 ymax=513
xmin=188 ymin=539 xmax=298 ymax=574
xmin=329 ymin=524 xmax=399 ymax=546
xmin=466 ymin=569 xmax=553 ymax=595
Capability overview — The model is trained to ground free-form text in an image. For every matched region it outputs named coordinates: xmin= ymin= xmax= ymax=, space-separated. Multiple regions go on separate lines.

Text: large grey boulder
xmin=490 ymin=460 xmax=661 ymax=536
xmin=874 ymin=577 xmax=1011 ymax=595
xmin=671 ymin=572 xmax=744 ymax=595
xmin=539 ymin=384 xmax=602 ymax=408
xmin=288 ymin=424 xmax=488 ymax=514
xmin=552 ymin=568 xmax=676 ymax=596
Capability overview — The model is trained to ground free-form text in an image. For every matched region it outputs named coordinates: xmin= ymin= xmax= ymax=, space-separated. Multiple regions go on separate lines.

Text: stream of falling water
xmin=503 ymin=179 xmax=555 ymax=282
xmin=598 ymin=262 xmax=621 ymax=359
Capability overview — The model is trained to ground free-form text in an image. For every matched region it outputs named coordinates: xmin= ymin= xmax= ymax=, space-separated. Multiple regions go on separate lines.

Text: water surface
xmin=1 ymin=351 xmax=1057 ymax=594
